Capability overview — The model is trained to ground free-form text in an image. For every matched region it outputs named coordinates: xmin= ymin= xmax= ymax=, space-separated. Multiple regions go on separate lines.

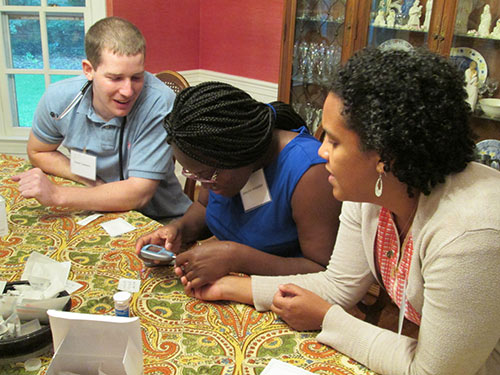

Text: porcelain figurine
xmin=491 ymin=19 xmax=500 ymax=38
xmin=465 ymin=61 xmax=479 ymax=111
xmin=373 ymin=9 xmax=387 ymax=27
xmin=478 ymin=4 xmax=492 ymax=37
xmin=387 ymin=9 xmax=396 ymax=28
xmin=407 ymin=1 xmax=423 ymax=29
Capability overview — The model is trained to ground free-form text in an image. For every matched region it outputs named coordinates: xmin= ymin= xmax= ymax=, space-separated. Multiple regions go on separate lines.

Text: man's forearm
xmin=52 ymin=178 xmax=156 ymax=212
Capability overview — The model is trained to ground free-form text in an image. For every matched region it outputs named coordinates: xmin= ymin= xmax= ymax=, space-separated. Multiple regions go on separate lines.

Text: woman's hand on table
xmin=181 ymin=275 xmax=254 ymax=305
xmin=271 ymin=283 xmax=332 ymax=331
xmin=174 ymin=239 xmax=233 ymax=288
xmin=135 ymin=222 xmax=183 ymax=255
xmin=181 ymin=277 xmax=226 ymax=301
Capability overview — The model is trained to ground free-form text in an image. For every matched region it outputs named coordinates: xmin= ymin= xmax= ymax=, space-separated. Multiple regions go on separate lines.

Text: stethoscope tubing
xmin=52 ymin=80 xmax=126 ymax=181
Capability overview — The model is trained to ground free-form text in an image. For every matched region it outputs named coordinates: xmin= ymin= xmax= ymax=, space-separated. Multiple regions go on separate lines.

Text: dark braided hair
xmin=331 ymin=47 xmax=476 ymax=197
xmin=164 ymin=81 xmax=306 ymax=169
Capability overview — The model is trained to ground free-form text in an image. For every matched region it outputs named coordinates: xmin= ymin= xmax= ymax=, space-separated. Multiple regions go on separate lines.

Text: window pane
xmin=9 ymin=15 xmax=43 ymax=69
xmin=12 ymin=74 xmax=45 ymax=127
xmin=47 ymin=16 xmax=85 ymax=69
xmin=48 ymin=0 xmax=86 ymax=6
xmin=6 ymin=0 xmax=41 ymax=5
xmin=51 ymin=74 xmax=78 ymax=83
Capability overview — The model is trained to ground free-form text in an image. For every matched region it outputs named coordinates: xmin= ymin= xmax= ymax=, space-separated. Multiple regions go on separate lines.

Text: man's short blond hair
xmin=85 ymin=17 xmax=146 ymax=68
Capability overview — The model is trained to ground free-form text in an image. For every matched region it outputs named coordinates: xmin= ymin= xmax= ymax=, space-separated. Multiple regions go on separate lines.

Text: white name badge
xmin=70 ymin=150 xmax=96 ymax=181
xmin=240 ymin=168 xmax=272 ymax=212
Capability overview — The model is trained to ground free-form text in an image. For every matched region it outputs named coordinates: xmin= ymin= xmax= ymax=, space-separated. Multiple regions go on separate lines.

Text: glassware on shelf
xmin=293 ymin=40 xmax=342 ymax=85
xmin=479 ymin=78 xmax=499 ymax=99
xmin=292 ymin=102 xmax=322 ymax=134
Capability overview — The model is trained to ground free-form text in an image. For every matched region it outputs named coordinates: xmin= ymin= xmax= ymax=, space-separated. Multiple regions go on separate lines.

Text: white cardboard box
xmin=46 ymin=310 xmax=143 ymax=375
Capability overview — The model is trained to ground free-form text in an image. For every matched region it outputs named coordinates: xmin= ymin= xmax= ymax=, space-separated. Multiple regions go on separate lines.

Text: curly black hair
xmin=163 ymin=81 xmax=306 ymax=169
xmin=331 ymin=47 xmax=476 ymax=196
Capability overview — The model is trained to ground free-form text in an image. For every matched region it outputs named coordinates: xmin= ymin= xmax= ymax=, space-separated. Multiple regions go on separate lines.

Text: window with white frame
xmin=0 ymin=0 xmax=105 ymax=152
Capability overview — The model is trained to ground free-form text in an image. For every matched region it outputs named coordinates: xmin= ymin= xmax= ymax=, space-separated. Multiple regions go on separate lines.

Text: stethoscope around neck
xmin=50 ymin=80 xmax=127 ymax=181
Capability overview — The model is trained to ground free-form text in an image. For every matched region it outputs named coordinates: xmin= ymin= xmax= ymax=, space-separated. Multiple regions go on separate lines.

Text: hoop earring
xmin=375 ymin=173 xmax=383 ymax=197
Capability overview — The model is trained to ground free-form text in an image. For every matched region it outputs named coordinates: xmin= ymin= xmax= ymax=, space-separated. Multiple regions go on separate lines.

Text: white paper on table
xmin=261 ymin=359 xmax=314 ymax=375
xmin=100 ymin=218 xmax=136 ymax=237
xmin=118 ymin=278 xmax=141 ymax=293
xmin=0 ymin=281 xmax=6 ymax=294
xmin=77 ymin=213 xmax=103 ymax=226
xmin=21 ymin=252 xmax=71 ymax=291
xmin=16 ymin=295 xmax=70 ymax=323
xmin=16 ymin=306 xmax=54 ymax=324
xmin=46 ymin=310 xmax=143 ymax=375
xmin=0 ymin=295 xmax=21 ymax=319
xmin=65 ymin=280 xmax=83 ymax=294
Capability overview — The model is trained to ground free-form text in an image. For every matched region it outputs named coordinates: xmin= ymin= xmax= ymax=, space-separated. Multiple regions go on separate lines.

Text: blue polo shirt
xmin=32 ymin=72 xmax=191 ymax=218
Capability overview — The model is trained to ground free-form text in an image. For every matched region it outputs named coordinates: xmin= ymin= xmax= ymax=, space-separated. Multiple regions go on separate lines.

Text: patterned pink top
xmin=375 ymin=207 xmax=421 ymax=326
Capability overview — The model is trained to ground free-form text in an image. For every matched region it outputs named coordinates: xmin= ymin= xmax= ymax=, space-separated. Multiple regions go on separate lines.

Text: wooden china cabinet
xmin=278 ymin=0 xmax=500 ymax=141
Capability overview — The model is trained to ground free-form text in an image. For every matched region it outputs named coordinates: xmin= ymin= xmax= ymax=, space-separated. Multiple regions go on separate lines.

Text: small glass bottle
xmin=0 ymin=195 xmax=8 ymax=237
xmin=113 ymin=291 xmax=132 ymax=317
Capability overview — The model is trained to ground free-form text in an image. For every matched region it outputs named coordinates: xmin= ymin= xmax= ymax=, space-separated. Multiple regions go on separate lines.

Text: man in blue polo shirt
xmin=13 ymin=17 xmax=191 ymax=219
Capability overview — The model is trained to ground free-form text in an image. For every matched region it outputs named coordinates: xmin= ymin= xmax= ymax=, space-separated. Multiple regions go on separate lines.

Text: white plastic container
xmin=0 ymin=195 xmax=7 ymax=237
xmin=113 ymin=291 xmax=132 ymax=317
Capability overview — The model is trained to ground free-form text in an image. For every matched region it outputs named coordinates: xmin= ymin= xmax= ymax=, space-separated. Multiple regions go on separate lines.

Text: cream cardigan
xmin=252 ymin=162 xmax=500 ymax=375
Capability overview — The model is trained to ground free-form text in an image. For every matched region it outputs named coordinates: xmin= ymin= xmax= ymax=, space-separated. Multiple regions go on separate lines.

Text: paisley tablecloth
xmin=0 ymin=154 xmax=377 ymax=375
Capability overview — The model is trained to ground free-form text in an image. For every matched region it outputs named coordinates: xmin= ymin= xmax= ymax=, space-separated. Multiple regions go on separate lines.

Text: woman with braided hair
xmin=136 ymin=81 xmax=342 ymax=288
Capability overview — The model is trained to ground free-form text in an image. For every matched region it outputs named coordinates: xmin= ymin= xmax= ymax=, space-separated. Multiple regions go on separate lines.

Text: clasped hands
xmin=186 ymin=278 xmax=332 ymax=332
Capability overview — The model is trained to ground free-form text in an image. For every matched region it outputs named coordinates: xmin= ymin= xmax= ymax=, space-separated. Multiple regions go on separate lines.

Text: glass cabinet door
xmin=283 ymin=0 xmax=348 ymax=134
xmin=367 ymin=0 xmax=434 ymax=50
xmin=278 ymin=0 xmax=499 ymax=141
xmin=449 ymin=0 xmax=499 ymax=123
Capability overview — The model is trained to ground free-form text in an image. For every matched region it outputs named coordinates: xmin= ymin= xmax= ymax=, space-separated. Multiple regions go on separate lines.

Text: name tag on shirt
xmin=240 ymin=168 xmax=271 ymax=212
xmin=70 ymin=150 xmax=96 ymax=181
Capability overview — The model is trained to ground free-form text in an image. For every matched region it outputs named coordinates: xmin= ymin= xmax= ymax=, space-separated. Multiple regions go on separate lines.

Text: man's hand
xmin=12 ymin=168 xmax=61 ymax=207
xmin=271 ymin=283 xmax=332 ymax=331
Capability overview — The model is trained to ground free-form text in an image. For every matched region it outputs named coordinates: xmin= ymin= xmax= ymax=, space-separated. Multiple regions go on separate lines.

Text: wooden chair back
xmin=154 ymin=70 xmax=197 ymax=201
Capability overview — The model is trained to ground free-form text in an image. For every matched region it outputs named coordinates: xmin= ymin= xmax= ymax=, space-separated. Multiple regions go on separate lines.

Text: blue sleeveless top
xmin=205 ymin=126 xmax=325 ymax=257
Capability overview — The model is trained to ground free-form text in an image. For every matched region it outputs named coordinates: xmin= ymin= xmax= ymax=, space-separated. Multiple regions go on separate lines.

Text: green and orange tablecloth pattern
xmin=0 ymin=153 xmax=377 ymax=375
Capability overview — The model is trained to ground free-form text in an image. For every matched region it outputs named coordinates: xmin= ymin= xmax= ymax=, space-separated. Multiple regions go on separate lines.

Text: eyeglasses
xmin=181 ymin=168 xmax=218 ymax=184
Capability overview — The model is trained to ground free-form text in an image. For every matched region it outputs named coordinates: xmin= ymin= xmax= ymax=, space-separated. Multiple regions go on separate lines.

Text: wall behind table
xmin=109 ymin=0 xmax=284 ymax=83
xmin=199 ymin=0 xmax=283 ymax=83
xmin=109 ymin=0 xmax=201 ymax=73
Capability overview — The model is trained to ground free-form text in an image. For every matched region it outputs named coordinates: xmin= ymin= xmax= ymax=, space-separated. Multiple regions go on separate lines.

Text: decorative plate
xmin=450 ymin=47 xmax=488 ymax=84
xmin=379 ymin=39 xmax=413 ymax=51
xmin=476 ymin=139 xmax=500 ymax=170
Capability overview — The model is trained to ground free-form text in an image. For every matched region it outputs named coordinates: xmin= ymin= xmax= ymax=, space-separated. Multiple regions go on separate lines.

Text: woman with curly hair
xmin=181 ymin=48 xmax=500 ymax=375
xmin=136 ymin=82 xmax=341 ymax=287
